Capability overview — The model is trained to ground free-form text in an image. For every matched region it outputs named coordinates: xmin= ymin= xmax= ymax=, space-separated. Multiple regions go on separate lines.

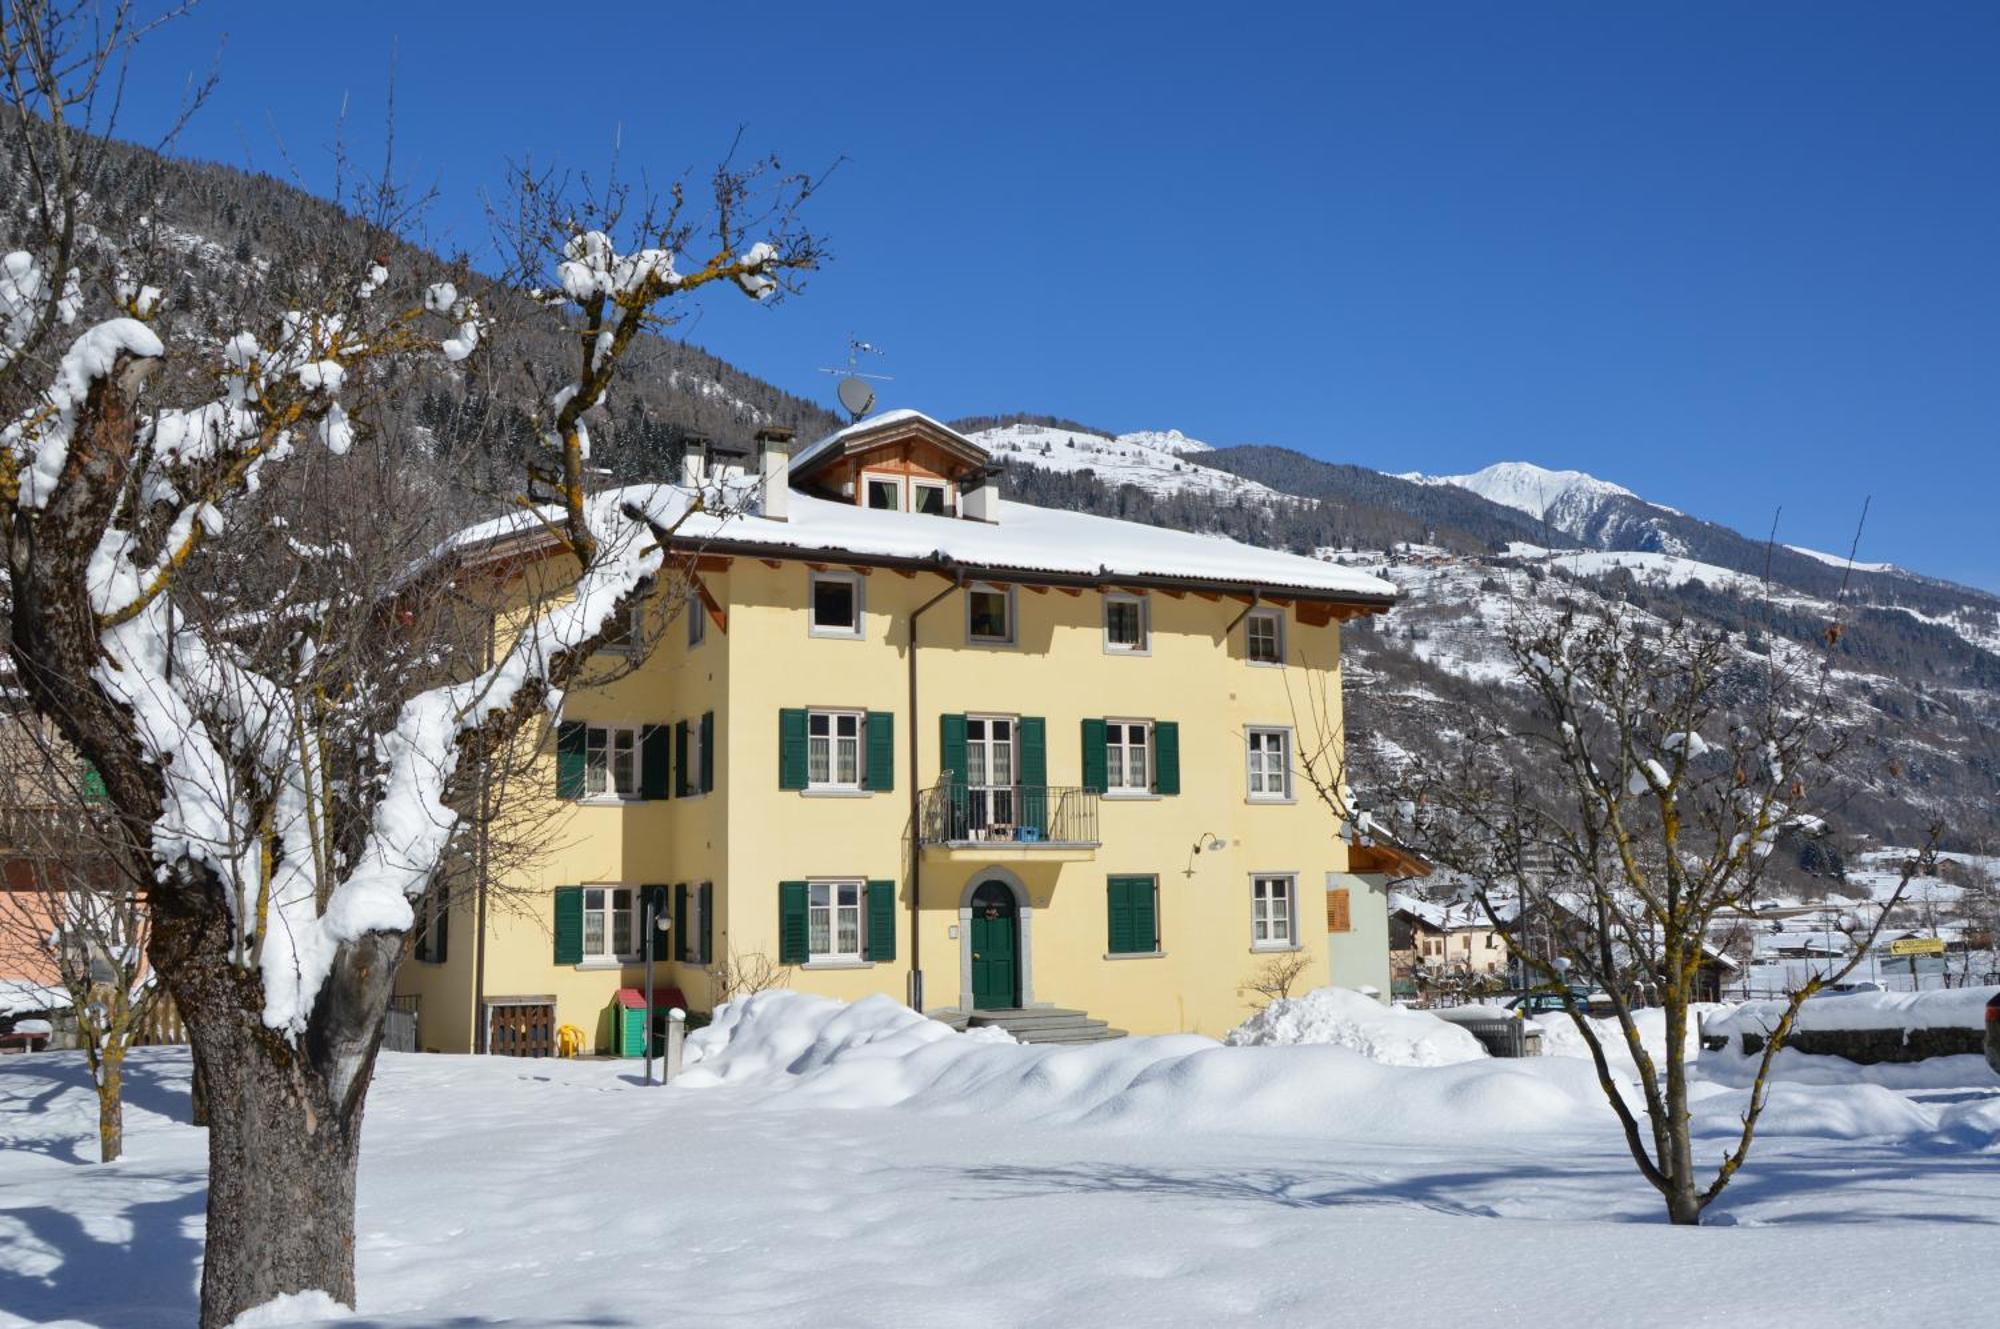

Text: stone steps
xmin=961 ymin=1006 xmax=1127 ymax=1045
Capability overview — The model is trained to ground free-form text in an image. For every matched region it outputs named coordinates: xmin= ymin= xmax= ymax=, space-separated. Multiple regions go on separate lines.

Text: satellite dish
xmin=836 ymin=376 xmax=875 ymax=420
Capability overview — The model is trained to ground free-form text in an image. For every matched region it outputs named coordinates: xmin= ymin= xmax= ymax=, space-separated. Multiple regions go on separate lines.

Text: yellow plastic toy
xmin=555 ymin=1023 xmax=587 ymax=1058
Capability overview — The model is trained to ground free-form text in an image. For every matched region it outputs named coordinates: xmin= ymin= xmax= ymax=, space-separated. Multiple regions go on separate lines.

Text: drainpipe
xmin=906 ymin=568 xmax=963 ymax=1012
xmin=1224 ymin=587 xmax=1265 ymax=635
xmin=472 ymin=611 xmax=495 ymax=1052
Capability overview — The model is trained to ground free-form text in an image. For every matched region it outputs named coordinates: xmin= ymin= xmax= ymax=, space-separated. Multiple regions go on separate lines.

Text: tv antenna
xmin=818 ymin=337 xmax=893 ymax=421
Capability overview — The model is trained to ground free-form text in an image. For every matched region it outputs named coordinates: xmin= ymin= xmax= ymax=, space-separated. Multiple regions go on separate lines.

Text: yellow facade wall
xmin=397 ymin=551 xmax=1385 ymax=1051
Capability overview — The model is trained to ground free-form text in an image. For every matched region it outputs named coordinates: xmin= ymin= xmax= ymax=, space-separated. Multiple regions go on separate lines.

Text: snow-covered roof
xmin=789 ymin=408 xmax=974 ymax=477
xmin=617 ymin=482 xmax=1396 ymax=601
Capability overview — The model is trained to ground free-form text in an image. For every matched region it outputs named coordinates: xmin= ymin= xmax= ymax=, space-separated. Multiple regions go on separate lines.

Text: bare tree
xmin=1387 ymin=606 xmax=1924 ymax=1225
xmin=0 ymin=717 xmax=160 ymax=1162
xmin=707 ymin=946 xmax=791 ymax=1008
xmin=1238 ymin=950 xmax=1312 ymax=1009
xmin=0 ymin=6 xmax=825 ymax=1322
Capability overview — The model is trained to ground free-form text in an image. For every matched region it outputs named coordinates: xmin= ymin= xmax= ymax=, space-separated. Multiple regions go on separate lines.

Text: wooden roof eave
xmin=643 ymin=530 xmax=1397 ymax=615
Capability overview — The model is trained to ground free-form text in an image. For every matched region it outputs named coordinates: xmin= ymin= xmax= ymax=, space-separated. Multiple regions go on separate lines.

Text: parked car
xmin=1986 ymin=992 xmax=1999 ymax=1075
xmin=1504 ymin=990 xmax=1603 ymax=1018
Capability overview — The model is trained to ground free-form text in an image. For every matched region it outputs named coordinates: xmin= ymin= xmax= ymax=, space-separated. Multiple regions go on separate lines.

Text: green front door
xmin=969 ymin=882 xmax=1020 ymax=1010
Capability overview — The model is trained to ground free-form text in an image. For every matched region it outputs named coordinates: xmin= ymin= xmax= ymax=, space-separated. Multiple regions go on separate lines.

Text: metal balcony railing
xmin=917 ymin=782 xmax=1101 ymax=848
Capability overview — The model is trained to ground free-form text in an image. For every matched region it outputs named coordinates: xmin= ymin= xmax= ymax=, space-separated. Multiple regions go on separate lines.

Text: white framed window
xmin=1247 ymin=727 xmax=1292 ymax=801
xmin=808 ymin=710 xmax=864 ymax=790
xmin=966 ymin=584 xmax=1015 ymax=646
xmin=809 ymin=572 xmax=863 ymax=638
xmin=582 ymin=886 xmax=637 ymax=962
xmin=1104 ymin=593 xmax=1149 ymax=654
xmin=809 ymin=879 xmax=864 ymax=962
xmin=864 ymin=474 xmax=902 ymax=511
xmin=584 ymin=725 xmax=644 ymax=799
xmin=1105 ymin=719 xmax=1151 ymax=795
xmin=912 ymin=480 xmax=950 ymax=516
xmin=1252 ymin=874 xmax=1296 ymax=950
xmin=1247 ymin=608 xmax=1284 ymax=665
xmin=686 ymin=589 xmax=706 ymax=648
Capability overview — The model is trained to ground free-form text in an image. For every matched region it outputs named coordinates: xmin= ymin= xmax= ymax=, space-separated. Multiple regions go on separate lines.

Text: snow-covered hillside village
xmin=3 ymin=6 xmax=1999 ymax=1329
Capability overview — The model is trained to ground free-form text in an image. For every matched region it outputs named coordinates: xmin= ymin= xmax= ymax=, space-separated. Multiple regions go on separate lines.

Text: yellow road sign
xmin=1887 ymin=936 xmax=1946 ymax=957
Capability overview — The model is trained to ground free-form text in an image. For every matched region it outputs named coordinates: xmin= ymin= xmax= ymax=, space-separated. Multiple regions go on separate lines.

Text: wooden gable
xmin=793 ymin=416 xmax=991 ymax=500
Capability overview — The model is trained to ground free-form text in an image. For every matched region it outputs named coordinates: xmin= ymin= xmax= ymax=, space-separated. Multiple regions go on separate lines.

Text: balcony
xmin=917 ymin=783 xmax=1100 ymax=860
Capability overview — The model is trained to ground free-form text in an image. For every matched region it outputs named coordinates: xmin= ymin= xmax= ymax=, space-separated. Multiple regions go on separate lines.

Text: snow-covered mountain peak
xmin=1432 ymin=461 xmax=1639 ymax=522
xmin=1115 ymin=429 xmax=1212 ymax=456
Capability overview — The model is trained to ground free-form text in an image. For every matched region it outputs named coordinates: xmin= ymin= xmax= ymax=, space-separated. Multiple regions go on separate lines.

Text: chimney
xmin=961 ymin=467 xmax=1000 ymax=523
xmin=680 ymin=436 xmax=709 ymax=488
xmin=756 ymin=426 xmax=796 ymax=521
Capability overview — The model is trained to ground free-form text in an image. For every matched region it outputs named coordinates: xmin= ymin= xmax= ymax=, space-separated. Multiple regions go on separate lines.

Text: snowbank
xmin=1225 ymin=987 xmax=1487 ymax=1066
xmin=680 ymin=991 xmax=1601 ymax=1142
xmin=1706 ymin=986 xmax=1996 ymax=1037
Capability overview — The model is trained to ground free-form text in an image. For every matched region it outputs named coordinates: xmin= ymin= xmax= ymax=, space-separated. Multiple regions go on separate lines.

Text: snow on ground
xmin=1785 ymin=543 xmax=1896 ymax=575
xmin=2 ymin=990 xmax=1998 ymax=1328
xmin=969 ymin=422 xmax=1285 ymax=503
xmin=1225 ymin=986 xmax=1487 ymax=1066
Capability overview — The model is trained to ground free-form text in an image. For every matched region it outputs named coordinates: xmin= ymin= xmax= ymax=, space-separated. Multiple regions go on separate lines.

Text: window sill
xmin=576 ymin=796 xmax=648 ymax=808
xmin=1250 ymin=944 xmax=1304 ymax=954
xmin=1246 ymin=659 xmax=1286 ymax=669
xmin=802 ymin=959 xmax=875 ymax=970
xmin=574 ymin=959 xmax=641 ymax=971
xmin=800 ymin=787 xmax=873 ymax=799
xmin=1104 ymin=950 xmax=1164 ymax=961
xmin=1247 ymin=796 xmax=1298 ymax=806
xmin=965 ymin=638 xmax=1018 ymax=650
xmin=1102 ymin=791 xmax=1163 ymax=802
xmin=1102 ymin=647 xmax=1152 ymax=658
xmin=808 ymin=628 xmax=864 ymax=641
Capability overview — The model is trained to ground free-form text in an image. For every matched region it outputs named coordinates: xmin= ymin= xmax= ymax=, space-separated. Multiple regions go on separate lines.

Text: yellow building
xmin=394 ymin=411 xmax=1397 ymax=1052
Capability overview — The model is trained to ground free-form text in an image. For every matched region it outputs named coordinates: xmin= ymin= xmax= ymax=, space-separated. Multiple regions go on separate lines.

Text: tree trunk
xmin=192 ymin=1021 xmax=364 ymax=1327
xmin=151 ymin=879 xmax=393 ymax=1329
xmin=97 ymin=1043 xmax=124 ymax=1163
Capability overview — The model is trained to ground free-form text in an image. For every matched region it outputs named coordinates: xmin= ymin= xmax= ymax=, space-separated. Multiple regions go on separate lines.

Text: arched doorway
xmin=967 ymin=880 xmax=1021 ymax=1010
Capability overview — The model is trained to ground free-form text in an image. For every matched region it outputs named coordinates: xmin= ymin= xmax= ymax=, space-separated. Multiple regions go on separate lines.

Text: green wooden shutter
xmin=1134 ymin=877 xmax=1158 ymax=952
xmin=674 ymin=721 xmax=690 ymax=797
xmin=865 ymin=880 xmax=896 ymax=962
xmin=1107 ymin=878 xmax=1130 ymax=954
xmin=779 ymin=709 xmax=810 ymax=790
xmin=863 ymin=712 xmax=895 ymax=792
xmin=555 ymin=722 xmax=587 ymax=799
xmin=1080 ymin=718 xmax=1108 ymax=793
xmin=698 ymin=882 xmax=714 ymax=966
xmin=939 ymin=713 xmax=968 ymax=788
xmin=779 ymin=881 xmax=809 ymax=965
xmin=1153 ymin=721 xmax=1181 ymax=796
xmin=1016 ymin=716 xmax=1046 ymax=836
xmin=645 ymin=885 xmax=670 ymax=961
xmin=674 ymin=883 xmax=689 ymax=962
xmin=699 ymin=711 xmax=716 ymax=793
xmin=640 ymin=725 xmax=671 ymax=800
xmin=1107 ymin=877 xmax=1157 ymax=954
xmin=552 ymin=886 xmax=583 ymax=964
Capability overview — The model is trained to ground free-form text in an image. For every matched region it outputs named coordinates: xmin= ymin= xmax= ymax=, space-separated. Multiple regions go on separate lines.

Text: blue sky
xmin=123 ymin=3 xmax=1999 ymax=588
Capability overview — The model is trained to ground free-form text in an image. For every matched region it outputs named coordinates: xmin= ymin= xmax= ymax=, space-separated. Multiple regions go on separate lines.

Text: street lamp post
xmin=644 ymin=899 xmax=671 ymax=1086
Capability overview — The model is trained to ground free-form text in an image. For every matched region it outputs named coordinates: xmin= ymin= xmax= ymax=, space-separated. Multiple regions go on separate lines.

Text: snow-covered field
xmin=3 ymin=991 xmax=1997 ymax=1328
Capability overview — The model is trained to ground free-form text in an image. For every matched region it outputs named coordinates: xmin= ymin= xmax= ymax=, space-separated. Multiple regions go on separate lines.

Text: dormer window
xmin=865 ymin=476 xmax=901 ymax=511
xmin=912 ymin=481 xmax=949 ymax=516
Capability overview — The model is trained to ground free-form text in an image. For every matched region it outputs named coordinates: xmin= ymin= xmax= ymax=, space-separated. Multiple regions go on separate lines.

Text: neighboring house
xmin=393 ymin=410 xmax=1397 ymax=1051
xmin=1388 ymin=889 xmax=1513 ymax=1002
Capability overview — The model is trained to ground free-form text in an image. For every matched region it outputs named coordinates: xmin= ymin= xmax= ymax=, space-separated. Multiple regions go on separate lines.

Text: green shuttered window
xmin=673 ymin=883 xmax=689 ymax=962
xmin=865 ymin=880 xmax=896 ymax=962
xmin=640 ymin=726 xmax=671 ymax=800
xmin=699 ymin=711 xmax=716 ymax=793
xmin=1107 ymin=876 xmax=1159 ymax=955
xmin=552 ymin=886 xmax=583 ymax=965
xmin=698 ymin=882 xmax=714 ymax=965
xmin=674 ymin=721 xmax=690 ymax=797
xmin=779 ymin=881 xmax=810 ymax=965
xmin=1080 ymin=718 xmax=1108 ymax=793
xmin=1083 ymin=717 xmax=1178 ymax=795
